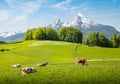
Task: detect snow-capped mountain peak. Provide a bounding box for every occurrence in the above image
[70,13,96,29]
[49,13,97,30]
[49,12,119,38]
[77,13,84,17]
[55,19,61,23]
[0,30,22,38]
[49,19,63,30]
[77,12,89,21]
[63,22,70,27]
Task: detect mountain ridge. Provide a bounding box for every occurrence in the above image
[0,30,23,38]
[0,31,24,43]
[0,13,119,42]
[49,13,120,38]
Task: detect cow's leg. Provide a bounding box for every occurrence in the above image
[82,63,85,66]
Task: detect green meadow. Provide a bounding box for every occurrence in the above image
[0,40,120,84]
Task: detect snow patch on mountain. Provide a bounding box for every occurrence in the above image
[0,30,23,38]
[49,19,63,30]
[69,13,98,29]
[49,13,99,30]
[49,12,120,38]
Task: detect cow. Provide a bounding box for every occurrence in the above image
[22,67,36,74]
[37,62,48,67]
[12,64,21,68]
[76,57,88,66]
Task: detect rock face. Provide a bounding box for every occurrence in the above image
[49,13,120,38]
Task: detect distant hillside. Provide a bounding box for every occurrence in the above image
[0,41,6,44]
[0,33,24,43]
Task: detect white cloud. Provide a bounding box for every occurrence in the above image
[5,0,41,15]
[53,0,71,10]
[55,0,71,6]
[21,1,41,15]
[0,10,10,21]
[52,0,90,13]
[14,16,27,21]
[0,0,47,32]
[6,15,27,25]
[2,0,44,25]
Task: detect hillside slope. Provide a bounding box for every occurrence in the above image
[0,40,120,84]
[0,40,120,63]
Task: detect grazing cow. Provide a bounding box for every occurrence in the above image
[76,57,88,66]
[37,62,48,67]
[12,64,21,68]
[22,67,36,74]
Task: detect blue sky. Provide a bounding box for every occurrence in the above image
[0,0,120,32]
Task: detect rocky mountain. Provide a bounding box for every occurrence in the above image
[49,13,120,38]
[49,19,63,30]
[70,13,98,29]
[0,31,25,43]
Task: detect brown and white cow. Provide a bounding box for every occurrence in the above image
[22,67,36,74]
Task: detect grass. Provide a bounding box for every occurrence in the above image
[0,40,120,84]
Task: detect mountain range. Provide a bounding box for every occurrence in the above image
[0,13,120,42]
[0,31,24,43]
[49,13,120,38]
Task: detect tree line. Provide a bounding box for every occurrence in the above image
[84,32,120,48]
[24,27,82,43]
[24,27,120,48]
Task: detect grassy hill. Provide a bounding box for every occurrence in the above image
[0,40,120,84]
